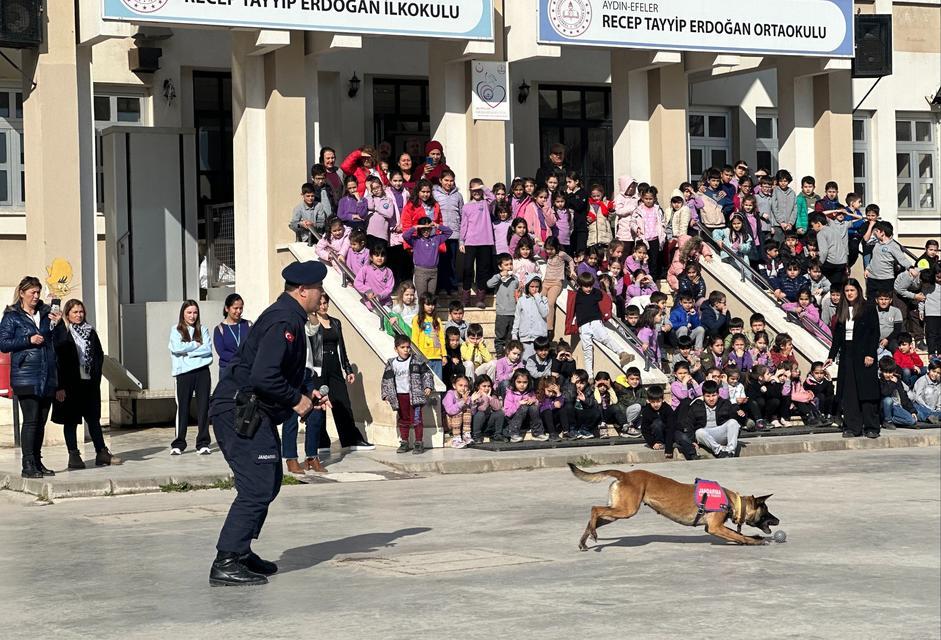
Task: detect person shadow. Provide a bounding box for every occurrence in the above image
[276,527,432,573]
[590,533,722,550]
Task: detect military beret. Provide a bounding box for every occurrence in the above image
[282,260,328,286]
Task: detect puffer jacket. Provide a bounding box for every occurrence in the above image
[512,273,549,342]
[613,175,640,241]
[586,197,614,246]
[0,303,58,397]
[380,356,434,408]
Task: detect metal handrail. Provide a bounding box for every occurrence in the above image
[695,222,832,348]
[560,273,661,373]
[304,230,439,377]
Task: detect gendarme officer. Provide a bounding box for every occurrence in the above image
[208,260,327,587]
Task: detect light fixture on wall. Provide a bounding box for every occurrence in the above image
[517,80,530,104]
[348,72,360,98]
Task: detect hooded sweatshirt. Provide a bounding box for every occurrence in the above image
[512,273,549,343]
[432,184,464,234]
[614,175,640,242]
[771,185,797,228]
[668,188,692,238]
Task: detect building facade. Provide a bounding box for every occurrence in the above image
[0,0,938,430]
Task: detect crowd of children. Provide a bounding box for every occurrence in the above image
[298,148,941,454]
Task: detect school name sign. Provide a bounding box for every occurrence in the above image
[538,0,853,57]
[104,0,493,40]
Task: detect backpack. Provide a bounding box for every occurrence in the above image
[699,195,726,230]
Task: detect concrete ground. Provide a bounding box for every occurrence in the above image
[0,447,938,639]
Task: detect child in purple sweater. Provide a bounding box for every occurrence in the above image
[503,370,546,442]
[443,375,474,448]
[353,244,395,309]
[635,305,662,363]
[551,191,573,253]
[345,230,370,279]
[460,178,497,307]
[670,361,701,410]
[403,217,452,297]
[337,175,365,231]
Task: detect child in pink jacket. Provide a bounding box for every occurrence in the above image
[614,175,641,250]
[782,290,831,339]
[353,245,395,309]
[316,218,351,271]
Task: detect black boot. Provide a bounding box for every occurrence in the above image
[68,451,86,470]
[209,552,268,587]
[240,551,278,576]
[36,460,56,476]
[21,459,43,479]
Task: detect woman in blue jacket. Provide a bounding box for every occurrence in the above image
[168,300,213,455]
[0,276,61,478]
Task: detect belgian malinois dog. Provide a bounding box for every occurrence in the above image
[569,464,779,550]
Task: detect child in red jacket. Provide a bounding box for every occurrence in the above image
[893,332,926,387]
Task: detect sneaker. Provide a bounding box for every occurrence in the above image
[548,433,561,441]
[412,442,425,455]
[317,447,332,455]
[579,430,595,439]
[864,430,880,439]
[492,435,508,443]
[396,440,411,454]
[451,436,465,449]
[744,419,756,432]
[770,419,782,428]
[462,433,473,444]
[197,446,212,455]
[532,433,549,441]
[881,421,896,431]
[625,426,642,438]
[842,430,856,438]
[755,420,768,432]
[714,449,730,459]
[929,415,941,425]
[170,447,183,456]
[509,435,523,443]
[349,441,376,451]
[778,418,792,428]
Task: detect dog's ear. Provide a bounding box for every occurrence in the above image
[756,494,773,503]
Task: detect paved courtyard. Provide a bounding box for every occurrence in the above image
[0,447,938,639]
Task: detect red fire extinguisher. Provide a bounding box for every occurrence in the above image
[0,352,11,399]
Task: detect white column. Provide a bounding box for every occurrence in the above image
[611,53,651,181]
[428,42,468,184]
[231,32,273,318]
[305,53,320,173]
[777,60,816,179]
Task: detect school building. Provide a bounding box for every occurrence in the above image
[0,0,938,436]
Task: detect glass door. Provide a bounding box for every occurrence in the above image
[538,85,613,193]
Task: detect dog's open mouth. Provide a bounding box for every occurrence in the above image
[759,516,780,534]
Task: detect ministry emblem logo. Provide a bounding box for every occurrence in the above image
[548,0,592,37]
[121,0,170,14]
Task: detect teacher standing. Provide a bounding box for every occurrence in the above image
[826,278,881,438]
[0,276,60,478]
[52,299,122,469]
[308,293,374,450]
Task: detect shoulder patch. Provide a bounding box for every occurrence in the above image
[284,331,295,343]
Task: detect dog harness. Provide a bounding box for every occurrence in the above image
[693,478,747,531]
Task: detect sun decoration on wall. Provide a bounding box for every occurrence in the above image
[45,258,76,299]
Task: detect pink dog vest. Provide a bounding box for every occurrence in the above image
[694,478,729,512]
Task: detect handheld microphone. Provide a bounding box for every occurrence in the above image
[317,385,330,406]
[50,298,61,329]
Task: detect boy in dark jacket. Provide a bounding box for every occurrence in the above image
[699,291,731,339]
[878,357,917,428]
[772,260,809,303]
[685,380,741,458]
[639,385,697,460]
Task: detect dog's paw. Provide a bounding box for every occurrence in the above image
[578,543,589,552]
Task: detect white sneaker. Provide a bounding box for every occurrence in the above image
[778,418,792,427]
[197,447,212,455]
[509,435,523,443]
[532,433,550,441]
[451,436,466,449]
[770,419,782,428]
[170,447,183,456]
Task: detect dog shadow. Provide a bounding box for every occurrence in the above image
[591,534,723,550]
[276,527,432,573]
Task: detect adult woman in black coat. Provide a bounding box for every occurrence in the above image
[0,276,60,478]
[825,279,881,438]
[308,293,373,450]
[52,299,122,469]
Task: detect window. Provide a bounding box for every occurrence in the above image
[94,92,146,211]
[688,109,730,184]
[896,116,939,212]
[0,88,25,209]
[538,85,613,193]
[853,116,871,205]
[756,112,778,175]
[372,78,430,157]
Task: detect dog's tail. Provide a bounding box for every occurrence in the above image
[568,462,627,484]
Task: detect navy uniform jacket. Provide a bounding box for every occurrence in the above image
[211,293,308,425]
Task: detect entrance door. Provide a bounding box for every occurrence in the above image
[192,71,234,292]
[688,109,731,185]
[538,85,613,193]
[373,78,430,163]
